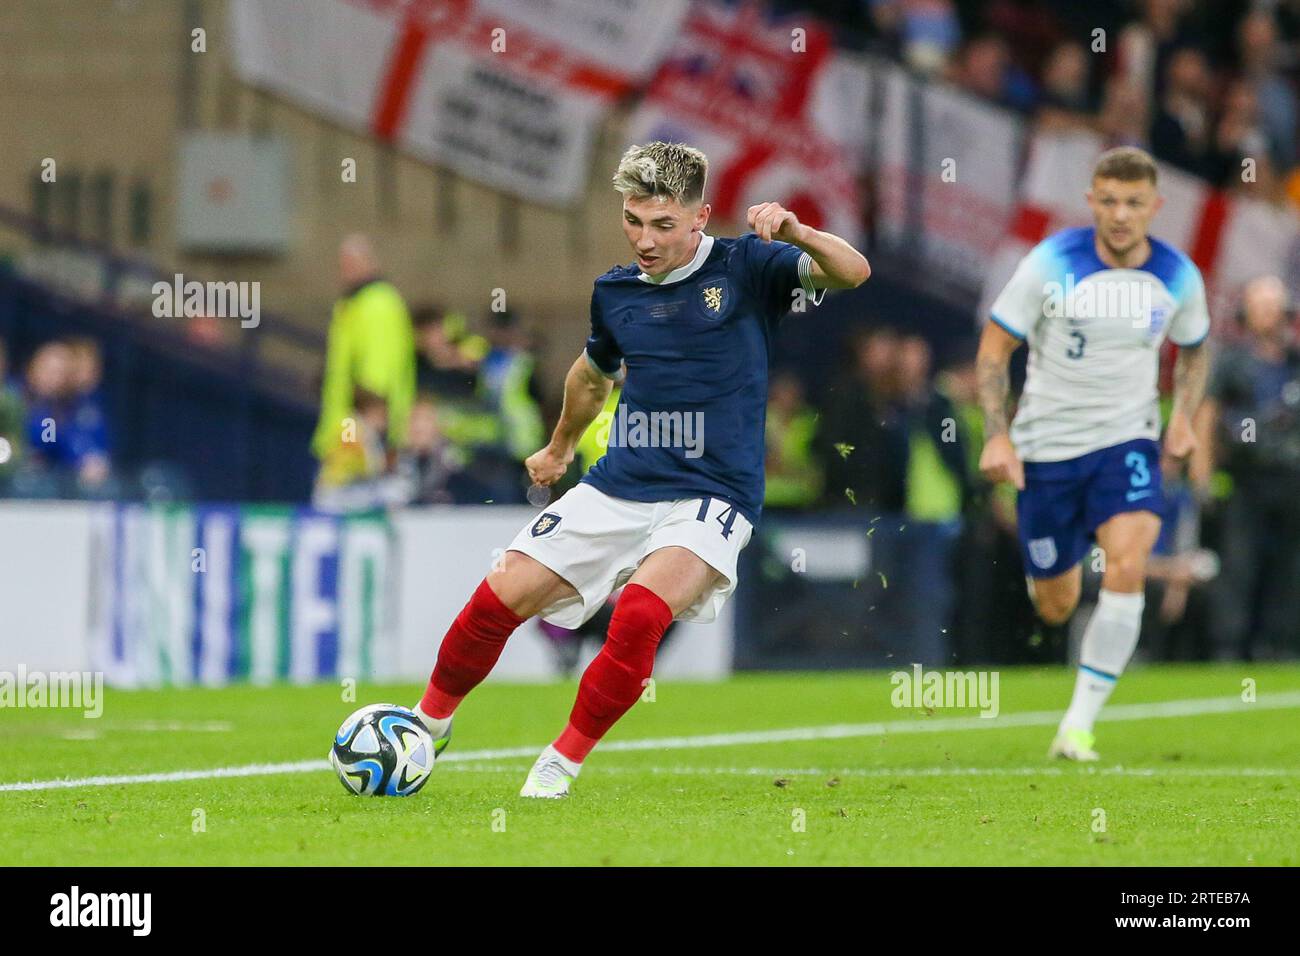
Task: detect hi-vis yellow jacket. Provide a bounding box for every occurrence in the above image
[311,280,416,460]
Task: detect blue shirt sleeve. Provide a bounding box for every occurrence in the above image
[584,288,623,377]
[740,234,806,320]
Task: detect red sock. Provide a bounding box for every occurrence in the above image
[419,579,525,719]
[554,583,673,763]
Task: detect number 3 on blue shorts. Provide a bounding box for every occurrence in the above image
[1125,451,1151,488]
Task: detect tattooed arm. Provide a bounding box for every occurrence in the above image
[1171,341,1210,424]
[976,320,1025,489]
[1163,341,1210,477]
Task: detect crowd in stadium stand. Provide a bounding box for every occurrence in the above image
[309,235,548,513]
[1199,274,1300,659]
[824,0,1300,204]
[0,334,115,499]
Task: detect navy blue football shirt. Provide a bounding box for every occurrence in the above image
[581,232,821,525]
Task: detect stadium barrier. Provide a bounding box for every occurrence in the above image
[734,512,960,670]
[0,501,733,685]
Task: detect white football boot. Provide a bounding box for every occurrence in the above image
[1048,727,1100,762]
[412,708,454,758]
[519,744,581,798]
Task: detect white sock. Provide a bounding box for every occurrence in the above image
[1060,589,1144,734]
[413,703,452,739]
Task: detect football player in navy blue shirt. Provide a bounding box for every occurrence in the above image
[411,142,869,797]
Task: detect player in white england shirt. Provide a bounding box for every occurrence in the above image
[977,146,1211,761]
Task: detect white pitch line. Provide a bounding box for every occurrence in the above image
[119,720,235,733]
[436,764,1300,779]
[2,691,1298,793]
[0,760,327,792]
[12,719,235,739]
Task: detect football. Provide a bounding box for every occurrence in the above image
[330,704,436,797]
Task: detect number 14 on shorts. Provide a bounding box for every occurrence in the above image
[695,497,740,539]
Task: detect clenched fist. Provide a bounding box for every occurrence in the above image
[525,444,573,487]
[747,202,805,244]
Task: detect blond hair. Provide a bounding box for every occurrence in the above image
[612,142,708,204]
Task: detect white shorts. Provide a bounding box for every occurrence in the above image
[506,482,754,628]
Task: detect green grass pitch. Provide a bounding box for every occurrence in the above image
[2,665,1298,866]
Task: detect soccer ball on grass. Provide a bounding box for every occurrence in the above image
[330,703,435,796]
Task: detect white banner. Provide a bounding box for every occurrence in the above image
[397,42,603,204]
[474,0,688,78]
[874,60,1023,294]
[917,83,1022,286]
[229,0,688,205]
[0,503,94,673]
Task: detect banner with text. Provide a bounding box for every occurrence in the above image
[229,0,688,204]
[88,505,396,687]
